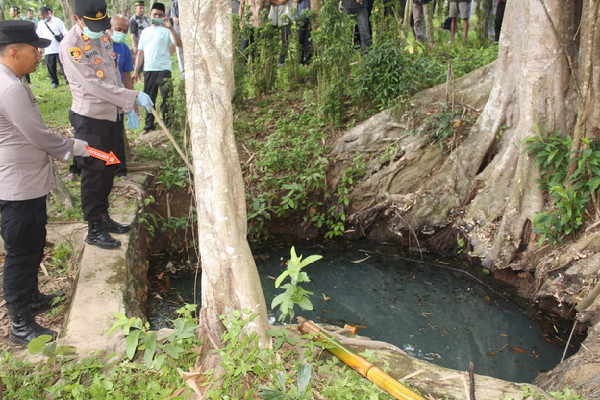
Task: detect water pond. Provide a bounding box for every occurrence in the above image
[149,241,574,383]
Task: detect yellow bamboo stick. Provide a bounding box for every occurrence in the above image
[297,317,426,400]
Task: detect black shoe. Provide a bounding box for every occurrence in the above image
[9,308,57,345]
[30,291,65,315]
[101,214,131,234]
[86,221,121,249]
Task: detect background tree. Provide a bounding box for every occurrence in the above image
[179,0,271,384]
[343,0,599,270]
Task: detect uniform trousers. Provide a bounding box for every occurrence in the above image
[0,196,46,314]
[45,53,66,87]
[143,70,172,132]
[69,111,121,222]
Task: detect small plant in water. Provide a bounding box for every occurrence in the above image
[271,247,322,323]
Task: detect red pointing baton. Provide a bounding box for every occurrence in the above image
[85,146,120,165]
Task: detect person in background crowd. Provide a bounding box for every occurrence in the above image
[110,14,135,180]
[60,0,153,250]
[0,20,90,345]
[412,0,433,44]
[238,0,270,58]
[342,0,371,54]
[36,6,67,88]
[129,0,150,58]
[9,5,20,19]
[269,0,293,67]
[232,0,241,14]
[132,2,182,135]
[25,9,39,26]
[296,0,312,65]
[495,0,506,42]
[168,0,184,79]
[448,0,471,43]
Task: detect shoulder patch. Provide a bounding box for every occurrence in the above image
[69,47,83,62]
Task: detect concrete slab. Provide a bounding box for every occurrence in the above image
[58,176,150,356]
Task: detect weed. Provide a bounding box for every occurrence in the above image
[271,247,322,323]
[524,125,600,245]
[108,304,200,371]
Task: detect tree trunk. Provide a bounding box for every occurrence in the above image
[342,0,595,269]
[60,0,75,29]
[180,0,270,385]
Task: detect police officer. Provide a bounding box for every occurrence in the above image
[60,0,153,250]
[0,20,90,344]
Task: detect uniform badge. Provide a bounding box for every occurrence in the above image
[102,35,109,42]
[69,47,82,62]
[94,57,103,65]
[82,34,90,42]
[111,51,117,59]
[96,69,105,78]
[83,44,92,51]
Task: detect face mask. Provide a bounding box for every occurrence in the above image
[112,31,127,43]
[151,18,165,25]
[83,26,104,40]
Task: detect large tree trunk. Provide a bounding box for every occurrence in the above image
[180,0,270,386]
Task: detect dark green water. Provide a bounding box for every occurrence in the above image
[149,241,574,383]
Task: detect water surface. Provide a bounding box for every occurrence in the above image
[154,241,570,383]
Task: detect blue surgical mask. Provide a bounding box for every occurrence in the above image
[112,31,127,43]
[150,18,165,25]
[83,26,104,40]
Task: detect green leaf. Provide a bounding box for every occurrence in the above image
[271,292,287,309]
[297,296,313,311]
[258,387,286,400]
[125,330,141,360]
[274,270,291,288]
[297,363,313,397]
[28,335,52,354]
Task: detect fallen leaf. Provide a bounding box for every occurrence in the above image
[511,347,527,354]
[322,293,331,301]
[344,324,358,334]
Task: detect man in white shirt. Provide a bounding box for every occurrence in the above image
[36,6,67,88]
[132,2,181,134]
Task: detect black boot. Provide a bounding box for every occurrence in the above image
[101,214,131,234]
[9,308,57,345]
[30,291,65,314]
[86,221,121,249]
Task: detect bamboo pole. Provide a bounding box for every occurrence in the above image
[297,317,426,400]
[150,106,193,172]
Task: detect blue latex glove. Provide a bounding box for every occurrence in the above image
[135,92,154,113]
[125,109,139,130]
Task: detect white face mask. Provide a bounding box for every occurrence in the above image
[112,30,127,43]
